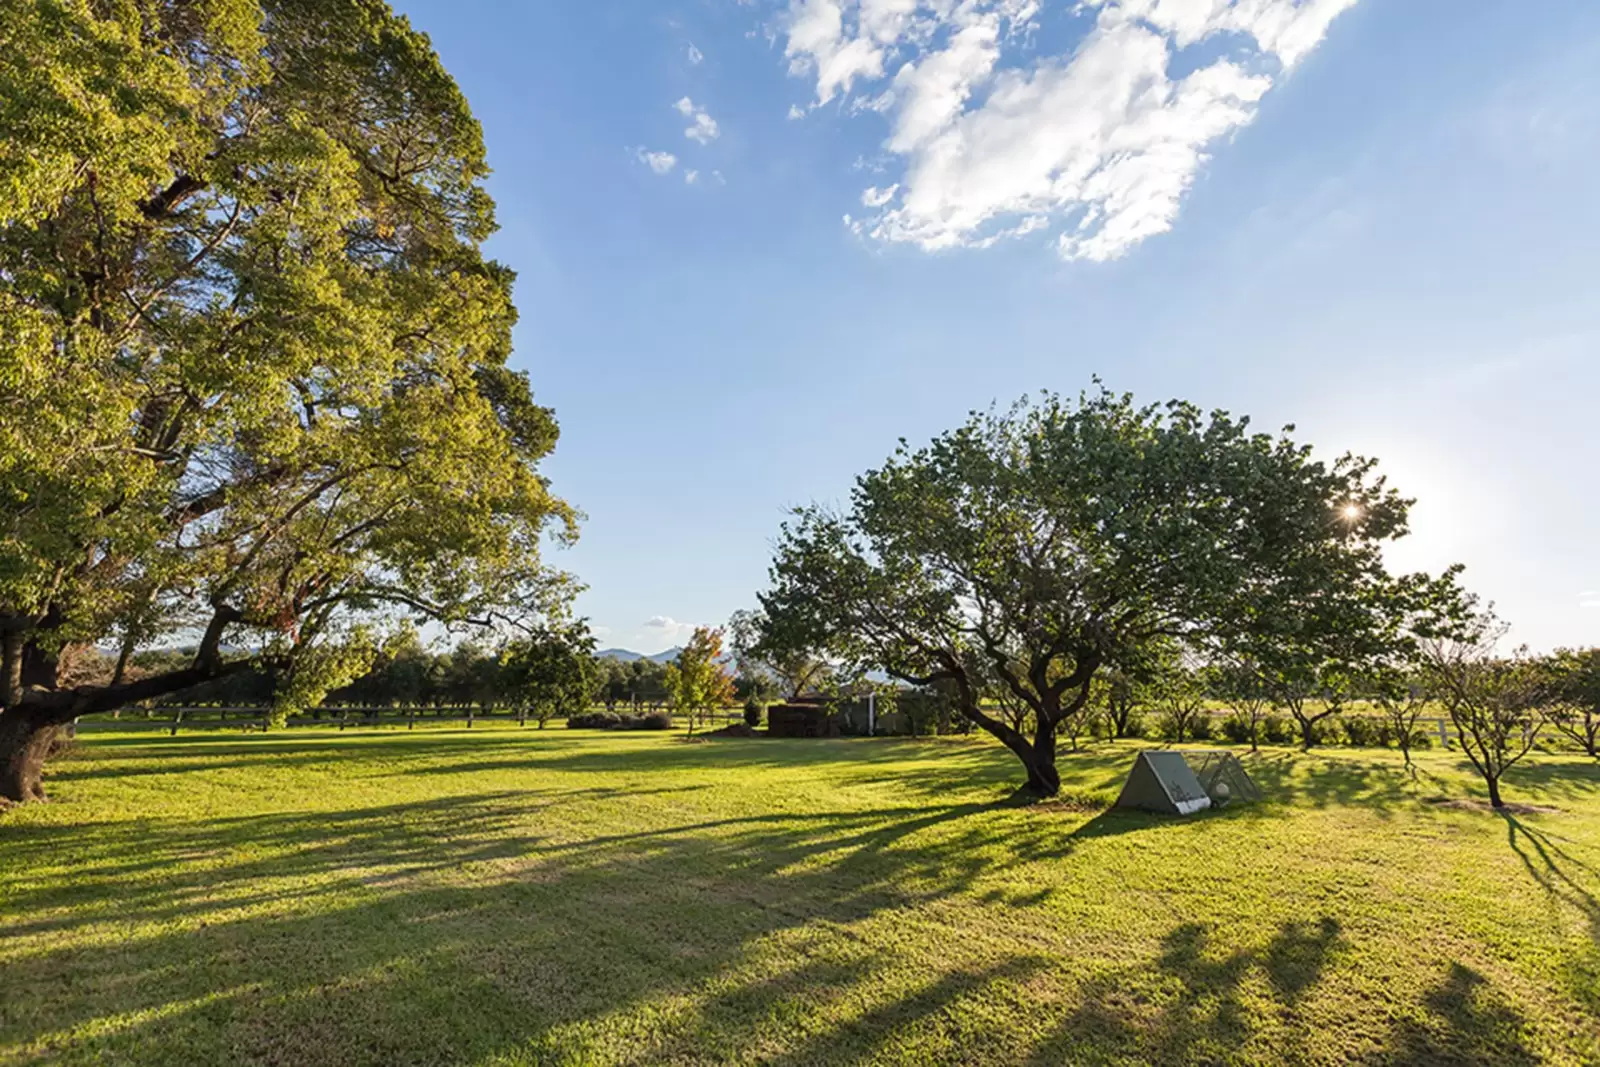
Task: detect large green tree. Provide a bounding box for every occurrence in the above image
[756,390,1460,797]
[0,0,574,801]
[502,622,598,728]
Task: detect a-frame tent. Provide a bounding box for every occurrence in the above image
[1114,751,1213,815]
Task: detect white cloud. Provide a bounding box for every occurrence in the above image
[688,42,705,65]
[641,616,702,647]
[685,169,700,184]
[861,183,899,207]
[676,96,721,144]
[636,148,679,175]
[780,0,1359,259]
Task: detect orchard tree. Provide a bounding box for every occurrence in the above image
[1213,656,1272,752]
[1423,611,1546,809]
[1547,648,1600,760]
[666,627,735,735]
[756,389,1460,797]
[1094,666,1154,740]
[0,0,576,802]
[1154,661,1210,745]
[1367,660,1432,775]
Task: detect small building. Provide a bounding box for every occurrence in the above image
[765,702,838,738]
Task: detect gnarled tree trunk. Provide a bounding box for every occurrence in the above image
[0,706,59,804]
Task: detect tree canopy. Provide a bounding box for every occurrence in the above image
[755,389,1463,796]
[0,0,573,801]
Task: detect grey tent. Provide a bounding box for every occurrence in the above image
[1114,751,1214,815]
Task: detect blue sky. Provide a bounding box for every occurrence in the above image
[395,0,1600,654]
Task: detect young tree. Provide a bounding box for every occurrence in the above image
[1423,613,1546,809]
[1213,657,1271,752]
[503,623,598,728]
[1368,662,1431,775]
[1263,662,1351,752]
[1546,648,1600,760]
[0,0,576,801]
[1095,668,1152,740]
[665,627,736,735]
[755,389,1457,797]
[1154,662,1210,745]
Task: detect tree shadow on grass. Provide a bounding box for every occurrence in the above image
[1503,812,1600,1016]
[1239,751,1437,817]
[2,789,1083,1064]
[1026,916,1346,1065]
[1375,963,1539,1066]
[6,738,1592,1064]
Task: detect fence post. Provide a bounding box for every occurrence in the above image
[408,706,416,731]
[518,705,526,727]
[339,709,349,732]
[467,706,474,729]
[169,710,184,737]
[1437,718,1448,748]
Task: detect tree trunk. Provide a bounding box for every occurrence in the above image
[1020,741,1061,796]
[1486,774,1503,809]
[1021,717,1061,796]
[0,707,59,804]
[1298,716,1315,751]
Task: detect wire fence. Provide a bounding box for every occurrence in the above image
[69,705,751,736]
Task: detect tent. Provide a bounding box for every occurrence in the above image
[1114,751,1214,815]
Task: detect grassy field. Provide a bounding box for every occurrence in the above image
[2,729,1598,1066]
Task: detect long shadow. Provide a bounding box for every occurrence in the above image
[0,789,1078,1064]
[7,734,1593,1063]
[1502,811,1600,1015]
[1375,963,1539,1065]
[1026,916,1346,1065]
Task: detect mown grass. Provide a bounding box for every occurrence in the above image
[2,728,1598,1066]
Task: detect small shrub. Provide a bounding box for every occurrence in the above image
[1307,717,1340,746]
[743,698,763,728]
[1220,713,1253,745]
[1407,728,1434,751]
[1341,716,1381,748]
[567,711,621,730]
[1260,714,1292,745]
[1372,719,1394,748]
[1189,714,1215,741]
[569,710,672,730]
[1121,710,1148,740]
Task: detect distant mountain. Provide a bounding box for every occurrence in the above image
[596,647,683,664]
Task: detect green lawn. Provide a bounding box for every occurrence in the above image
[2,729,1598,1066]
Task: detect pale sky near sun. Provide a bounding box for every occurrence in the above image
[394,0,1600,655]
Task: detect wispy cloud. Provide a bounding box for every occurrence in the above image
[781,0,1359,259]
[675,96,721,145]
[688,42,704,65]
[635,147,679,175]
